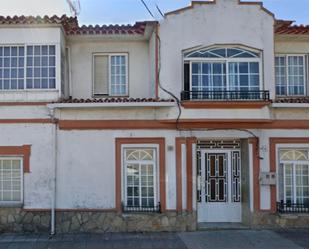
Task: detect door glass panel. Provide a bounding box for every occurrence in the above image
[210,155,216,176]
[218,155,224,176]
[210,179,216,201]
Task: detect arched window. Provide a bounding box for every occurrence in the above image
[278,149,309,209]
[183,46,262,100]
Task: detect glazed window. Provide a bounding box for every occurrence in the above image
[0,158,23,205]
[278,149,309,212]
[0,45,56,90]
[122,147,159,212]
[275,55,306,96]
[183,47,261,93]
[93,54,128,96]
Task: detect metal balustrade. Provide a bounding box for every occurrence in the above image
[181,90,270,101]
[122,202,161,213]
[277,201,309,214]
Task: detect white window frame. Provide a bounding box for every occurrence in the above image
[121,144,159,208]
[92,53,129,97]
[275,54,307,97]
[0,157,23,207]
[185,47,262,92]
[0,43,59,91]
[276,145,309,205]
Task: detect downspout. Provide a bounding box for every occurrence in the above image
[48,107,58,235]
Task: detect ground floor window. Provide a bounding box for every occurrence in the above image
[0,157,23,204]
[278,149,309,211]
[123,147,159,212]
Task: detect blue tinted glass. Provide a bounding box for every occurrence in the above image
[34,79,40,88]
[42,46,48,55]
[26,68,32,77]
[0,47,2,56]
[11,79,17,89]
[26,79,33,88]
[4,58,10,67]
[4,47,10,56]
[3,69,9,78]
[19,47,24,56]
[210,49,226,57]
[42,78,48,88]
[49,46,55,55]
[11,69,17,78]
[0,59,2,67]
[42,57,48,66]
[34,68,40,77]
[34,46,41,55]
[27,57,33,66]
[42,67,48,77]
[250,62,259,73]
[229,62,238,74]
[192,75,200,87]
[34,57,40,67]
[0,80,2,89]
[49,68,55,77]
[3,80,9,89]
[0,69,2,77]
[240,75,249,86]
[18,69,24,78]
[213,63,223,74]
[239,63,249,74]
[49,78,56,88]
[202,63,211,74]
[11,47,17,56]
[49,56,55,66]
[213,75,224,87]
[27,46,33,55]
[250,75,259,87]
[192,63,201,74]
[18,80,24,89]
[11,58,17,67]
[18,57,24,67]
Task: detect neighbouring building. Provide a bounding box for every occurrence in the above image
[1,0,309,233]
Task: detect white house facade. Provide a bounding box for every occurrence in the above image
[1,0,309,233]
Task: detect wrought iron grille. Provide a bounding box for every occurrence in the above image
[181,90,270,101]
[122,202,161,213]
[277,201,309,214]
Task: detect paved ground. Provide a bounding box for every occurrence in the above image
[0,229,308,249]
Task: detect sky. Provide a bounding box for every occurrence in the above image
[0,0,308,25]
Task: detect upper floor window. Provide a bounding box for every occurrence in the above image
[0,45,56,90]
[93,53,128,97]
[183,47,263,101]
[275,55,306,97]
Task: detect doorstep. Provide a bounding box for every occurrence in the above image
[198,222,249,230]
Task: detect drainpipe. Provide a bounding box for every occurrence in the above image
[48,107,58,235]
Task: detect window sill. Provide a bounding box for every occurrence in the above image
[0,202,23,208]
[181,100,271,109]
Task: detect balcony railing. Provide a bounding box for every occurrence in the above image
[122,202,161,213]
[181,90,270,101]
[277,201,309,214]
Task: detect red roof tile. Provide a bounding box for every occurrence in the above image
[275,20,309,35]
[0,15,155,36]
[67,22,150,36]
[54,98,175,104]
[274,98,309,103]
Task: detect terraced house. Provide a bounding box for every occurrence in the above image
[1,0,309,233]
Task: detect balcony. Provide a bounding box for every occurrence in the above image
[277,201,309,214]
[181,90,270,101]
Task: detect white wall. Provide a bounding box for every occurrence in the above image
[69,40,152,99]
[0,123,54,208]
[159,0,275,99]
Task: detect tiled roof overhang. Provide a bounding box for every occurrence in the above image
[0,15,156,36]
[275,20,309,35]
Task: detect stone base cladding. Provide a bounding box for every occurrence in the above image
[251,212,309,228]
[0,209,196,233]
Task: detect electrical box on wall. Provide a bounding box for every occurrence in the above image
[259,172,276,185]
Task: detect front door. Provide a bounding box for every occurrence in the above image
[197,150,241,222]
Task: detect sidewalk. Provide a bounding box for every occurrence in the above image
[0,229,308,249]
